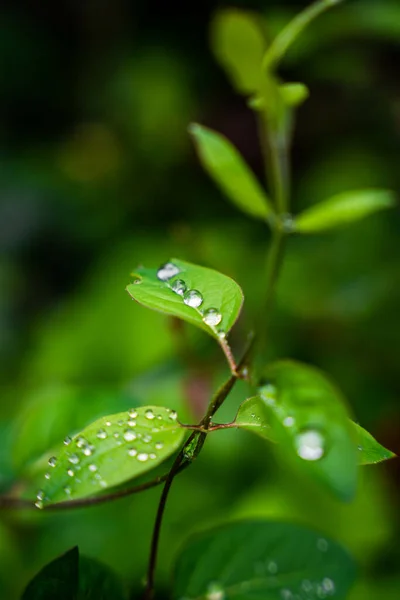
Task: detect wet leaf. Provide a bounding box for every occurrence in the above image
[173,520,356,600]
[189,124,273,222]
[33,406,185,507]
[295,189,395,233]
[355,422,396,465]
[126,258,244,340]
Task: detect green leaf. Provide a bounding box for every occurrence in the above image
[78,556,127,600]
[173,520,356,600]
[239,361,358,501]
[354,422,396,465]
[126,258,244,340]
[33,406,185,507]
[21,547,79,600]
[280,82,309,106]
[295,189,396,233]
[189,124,273,222]
[210,10,266,95]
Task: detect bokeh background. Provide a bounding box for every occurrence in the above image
[0,0,399,598]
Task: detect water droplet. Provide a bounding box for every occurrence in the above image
[99,479,107,488]
[129,409,138,418]
[114,432,120,439]
[295,429,325,461]
[202,308,222,327]
[183,289,203,308]
[157,415,162,420]
[145,409,155,420]
[128,448,137,457]
[149,453,157,459]
[317,538,328,552]
[280,213,295,233]
[83,446,94,457]
[117,419,124,426]
[171,279,187,296]
[64,487,71,495]
[322,578,335,594]
[48,456,57,468]
[267,561,278,574]
[124,430,137,442]
[169,410,178,421]
[217,330,226,339]
[281,590,292,600]
[68,454,80,465]
[283,416,295,427]
[206,582,225,600]
[127,419,136,427]
[44,472,51,480]
[97,429,107,439]
[35,500,43,510]
[67,469,75,477]
[157,262,180,281]
[88,464,97,472]
[155,442,164,450]
[36,490,44,501]
[76,436,87,449]
[142,434,152,443]
[105,421,112,427]
[64,436,72,446]
[137,453,148,462]
[358,445,363,451]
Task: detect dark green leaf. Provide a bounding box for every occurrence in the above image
[210,10,266,94]
[189,124,273,221]
[33,406,185,507]
[295,189,396,233]
[126,258,243,340]
[21,547,79,600]
[173,520,356,600]
[238,361,358,501]
[78,556,126,600]
[354,422,396,465]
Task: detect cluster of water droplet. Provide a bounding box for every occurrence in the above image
[280,576,335,599]
[156,262,224,333]
[35,407,179,509]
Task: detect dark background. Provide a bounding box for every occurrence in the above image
[0,1,399,598]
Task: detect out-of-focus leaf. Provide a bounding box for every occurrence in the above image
[78,556,126,600]
[239,361,358,501]
[354,422,396,465]
[211,9,266,94]
[126,258,244,339]
[33,406,185,507]
[173,520,356,600]
[21,547,79,600]
[189,124,273,221]
[295,189,395,233]
[280,82,309,106]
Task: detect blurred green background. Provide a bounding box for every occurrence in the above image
[0,0,399,598]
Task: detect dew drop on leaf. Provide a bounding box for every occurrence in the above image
[145,409,155,420]
[128,448,137,457]
[183,289,203,308]
[155,442,164,450]
[88,464,97,472]
[123,430,137,442]
[295,429,325,461]
[171,279,187,296]
[96,429,107,439]
[67,469,75,477]
[63,436,72,446]
[44,473,51,480]
[137,453,149,462]
[48,456,57,468]
[128,409,138,418]
[202,308,222,327]
[157,262,180,281]
[68,454,80,465]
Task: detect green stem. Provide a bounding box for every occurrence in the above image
[263,0,345,70]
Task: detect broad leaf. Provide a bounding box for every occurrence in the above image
[22,547,79,600]
[79,556,126,600]
[210,10,266,95]
[241,361,358,501]
[355,422,396,465]
[189,124,273,222]
[295,189,395,233]
[33,406,185,507]
[173,520,356,600]
[126,258,243,340]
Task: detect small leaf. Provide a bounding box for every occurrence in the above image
[295,189,396,233]
[126,258,243,340]
[173,520,356,600]
[21,547,79,600]
[210,10,266,95]
[354,422,396,465]
[189,124,273,221]
[78,556,127,600]
[33,406,185,507]
[239,361,358,501]
[280,82,309,106]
